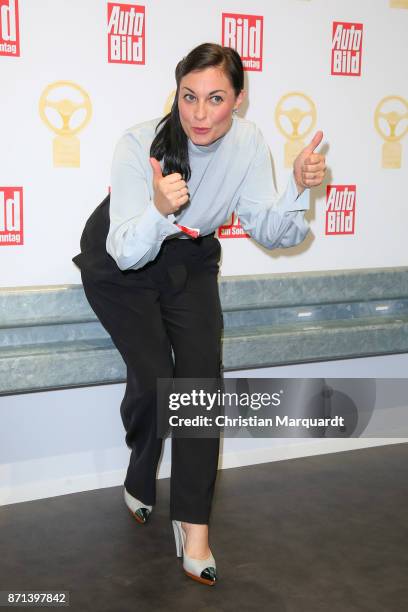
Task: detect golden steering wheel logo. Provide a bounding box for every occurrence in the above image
[389,0,408,8]
[274,92,317,167]
[164,90,176,115]
[39,81,92,167]
[374,96,408,168]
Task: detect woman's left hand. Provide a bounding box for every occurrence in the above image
[293,131,326,195]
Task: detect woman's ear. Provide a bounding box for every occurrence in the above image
[234,89,245,111]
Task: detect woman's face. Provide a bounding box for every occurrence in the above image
[178,66,244,146]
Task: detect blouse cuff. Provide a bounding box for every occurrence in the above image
[135,201,181,242]
[277,172,310,214]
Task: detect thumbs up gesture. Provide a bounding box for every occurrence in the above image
[293,131,326,195]
[149,157,190,216]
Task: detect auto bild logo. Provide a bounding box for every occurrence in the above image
[0,187,23,245]
[107,3,145,64]
[218,212,250,239]
[0,0,19,57]
[331,22,363,76]
[222,13,263,71]
[325,185,356,235]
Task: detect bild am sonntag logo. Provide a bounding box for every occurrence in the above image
[0,0,19,57]
[222,12,263,71]
[218,212,250,239]
[0,187,23,245]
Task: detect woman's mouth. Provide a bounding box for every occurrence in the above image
[192,127,211,134]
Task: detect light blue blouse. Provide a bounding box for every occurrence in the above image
[107,113,310,271]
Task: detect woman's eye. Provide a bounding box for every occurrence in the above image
[183,94,223,104]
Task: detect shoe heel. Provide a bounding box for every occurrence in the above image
[172,520,183,557]
[171,520,217,585]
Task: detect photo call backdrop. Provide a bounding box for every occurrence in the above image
[1,0,407,287]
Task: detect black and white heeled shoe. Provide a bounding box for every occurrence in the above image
[172,520,217,585]
[124,487,152,524]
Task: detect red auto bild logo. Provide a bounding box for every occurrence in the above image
[0,187,23,245]
[107,2,145,64]
[0,0,20,57]
[222,13,263,71]
[331,22,363,76]
[325,185,356,235]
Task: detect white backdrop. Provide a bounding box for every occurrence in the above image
[1,0,407,287]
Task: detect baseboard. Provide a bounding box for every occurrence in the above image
[217,437,407,468]
[1,438,406,506]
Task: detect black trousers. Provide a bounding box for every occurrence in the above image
[73,196,223,524]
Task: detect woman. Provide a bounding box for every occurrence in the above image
[72,42,326,586]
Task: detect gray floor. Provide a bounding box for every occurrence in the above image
[1,443,407,612]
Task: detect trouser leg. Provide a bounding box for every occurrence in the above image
[80,271,173,506]
[159,242,224,524]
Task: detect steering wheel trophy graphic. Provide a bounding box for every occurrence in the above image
[39,81,92,167]
[374,95,408,169]
[274,92,317,168]
[389,0,408,9]
[164,90,176,115]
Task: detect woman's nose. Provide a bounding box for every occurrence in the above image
[194,101,207,120]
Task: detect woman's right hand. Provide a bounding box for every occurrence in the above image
[149,157,189,216]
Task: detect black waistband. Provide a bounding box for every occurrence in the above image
[164,232,216,247]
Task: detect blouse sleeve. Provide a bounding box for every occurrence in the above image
[234,130,311,249]
[106,132,180,271]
